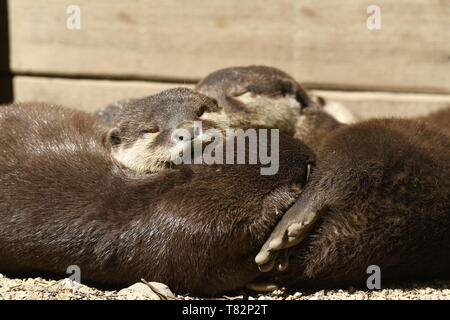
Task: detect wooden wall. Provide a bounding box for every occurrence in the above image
[4,0,450,117]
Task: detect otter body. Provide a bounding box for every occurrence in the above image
[0,103,311,295]
[257,116,450,287]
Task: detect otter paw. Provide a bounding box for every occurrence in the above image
[255,210,320,272]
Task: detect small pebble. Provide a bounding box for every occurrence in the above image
[0,273,448,300]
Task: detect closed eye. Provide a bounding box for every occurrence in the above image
[140,126,159,135]
[233,88,249,97]
[196,105,207,117]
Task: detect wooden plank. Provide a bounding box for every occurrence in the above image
[12,76,193,113]
[13,76,450,119]
[293,0,450,93]
[8,0,450,93]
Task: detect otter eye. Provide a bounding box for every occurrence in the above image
[196,105,207,117]
[108,128,122,146]
[140,126,159,135]
[233,88,249,97]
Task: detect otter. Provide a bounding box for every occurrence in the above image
[0,102,312,295]
[105,88,223,174]
[255,115,450,288]
[194,65,315,134]
[195,65,357,134]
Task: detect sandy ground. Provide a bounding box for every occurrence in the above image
[0,274,449,300]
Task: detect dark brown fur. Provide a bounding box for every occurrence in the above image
[0,103,312,295]
[259,117,450,287]
[2,103,448,295]
[419,107,450,136]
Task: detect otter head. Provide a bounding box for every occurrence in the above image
[107,88,222,174]
[195,65,318,134]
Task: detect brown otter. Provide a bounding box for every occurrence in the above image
[194,65,315,134]
[255,115,450,288]
[195,65,357,134]
[0,102,312,295]
[106,88,223,174]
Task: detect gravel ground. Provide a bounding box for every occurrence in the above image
[0,274,449,300]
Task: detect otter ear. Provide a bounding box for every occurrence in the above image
[197,97,221,116]
[107,128,122,147]
[279,79,316,111]
[207,97,221,112]
[316,96,327,106]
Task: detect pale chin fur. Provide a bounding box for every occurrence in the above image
[235,93,301,133]
[111,133,207,174]
[111,133,173,174]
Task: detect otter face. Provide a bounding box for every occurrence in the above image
[107,88,222,174]
[195,65,316,134]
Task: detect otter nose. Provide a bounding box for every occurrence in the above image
[171,122,200,143]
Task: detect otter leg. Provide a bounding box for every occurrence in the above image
[255,189,324,270]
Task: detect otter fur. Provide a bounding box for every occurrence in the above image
[256,115,450,287]
[0,103,448,294]
[0,102,312,295]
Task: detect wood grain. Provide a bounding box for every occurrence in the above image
[8,0,450,92]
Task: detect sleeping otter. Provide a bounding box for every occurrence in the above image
[106,88,223,174]
[195,65,357,132]
[256,114,450,287]
[0,102,312,295]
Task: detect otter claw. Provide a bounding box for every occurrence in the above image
[276,251,289,271]
[258,260,275,272]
